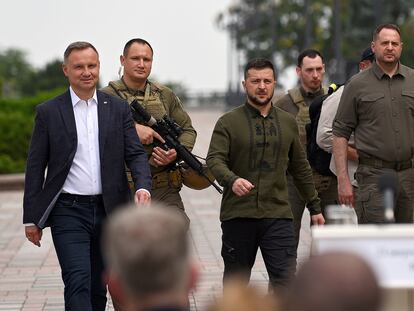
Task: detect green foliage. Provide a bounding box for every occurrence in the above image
[217,0,414,79]
[20,59,68,96]
[400,16,414,67]
[0,48,68,98]
[216,0,331,65]
[0,48,35,98]
[338,0,414,66]
[0,88,64,173]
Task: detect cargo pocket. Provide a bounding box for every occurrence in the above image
[221,241,236,263]
[356,188,385,223]
[402,90,414,117]
[358,93,385,120]
[355,189,369,221]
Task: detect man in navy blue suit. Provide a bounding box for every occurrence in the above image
[23,41,152,311]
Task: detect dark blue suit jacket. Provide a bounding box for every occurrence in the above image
[23,89,151,228]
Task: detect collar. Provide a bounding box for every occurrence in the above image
[299,85,323,99]
[69,87,98,107]
[372,61,406,79]
[121,77,150,96]
[244,101,274,118]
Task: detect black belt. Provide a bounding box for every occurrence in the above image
[59,193,103,203]
[359,157,414,171]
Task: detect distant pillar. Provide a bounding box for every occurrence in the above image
[374,0,383,26]
[332,0,346,83]
[304,0,313,48]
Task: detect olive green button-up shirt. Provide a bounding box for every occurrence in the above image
[207,103,321,222]
[333,62,414,162]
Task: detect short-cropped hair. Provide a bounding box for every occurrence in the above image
[297,48,324,67]
[373,23,401,41]
[123,38,154,57]
[63,41,98,63]
[103,205,189,299]
[244,58,276,79]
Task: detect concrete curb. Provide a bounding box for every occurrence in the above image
[0,173,25,191]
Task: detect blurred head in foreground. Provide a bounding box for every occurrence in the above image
[103,204,198,311]
[208,278,281,311]
[287,251,381,311]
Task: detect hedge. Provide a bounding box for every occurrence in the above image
[0,88,65,173]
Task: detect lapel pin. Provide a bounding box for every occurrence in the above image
[103,101,108,105]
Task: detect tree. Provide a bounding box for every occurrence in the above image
[20,59,68,96]
[334,0,414,78]
[0,50,69,98]
[0,48,35,98]
[216,0,331,68]
[217,0,414,82]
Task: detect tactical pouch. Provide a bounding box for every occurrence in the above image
[152,170,182,189]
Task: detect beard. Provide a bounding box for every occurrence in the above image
[305,80,322,93]
[246,90,274,107]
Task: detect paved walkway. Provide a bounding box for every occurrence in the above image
[0,108,311,310]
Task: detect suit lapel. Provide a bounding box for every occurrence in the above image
[58,90,77,141]
[97,91,110,161]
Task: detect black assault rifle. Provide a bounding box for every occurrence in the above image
[130,100,223,194]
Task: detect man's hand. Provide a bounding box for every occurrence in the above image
[232,178,254,197]
[152,147,177,167]
[134,190,151,207]
[135,124,164,145]
[338,176,354,207]
[333,136,354,206]
[25,225,42,247]
[311,213,325,226]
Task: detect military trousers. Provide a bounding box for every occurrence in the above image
[287,174,338,247]
[355,165,414,223]
[221,218,296,289]
[151,185,190,228]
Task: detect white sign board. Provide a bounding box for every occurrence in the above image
[312,225,414,288]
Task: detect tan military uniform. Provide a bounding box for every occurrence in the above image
[276,86,338,245]
[101,79,196,225]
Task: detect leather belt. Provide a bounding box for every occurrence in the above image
[359,157,414,171]
[59,193,103,203]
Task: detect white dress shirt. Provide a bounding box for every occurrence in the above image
[62,87,102,195]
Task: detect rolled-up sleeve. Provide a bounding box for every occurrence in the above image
[317,86,344,153]
[332,83,357,140]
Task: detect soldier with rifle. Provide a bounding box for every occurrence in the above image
[101,38,197,226]
[130,100,222,194]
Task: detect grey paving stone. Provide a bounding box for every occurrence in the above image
[0,109,312,310]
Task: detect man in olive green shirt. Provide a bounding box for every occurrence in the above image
[207,58,324,289]
[333,24,414,223]
[101,38,196,226]
[276,49,337,245]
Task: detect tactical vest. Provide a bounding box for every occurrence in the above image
[288,86,332,193]
[107,80,167,154]
[108,79,168,120]
[288,87,328,148]
[107,79,182,188]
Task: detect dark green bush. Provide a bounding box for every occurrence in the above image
[0,88,65,173]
